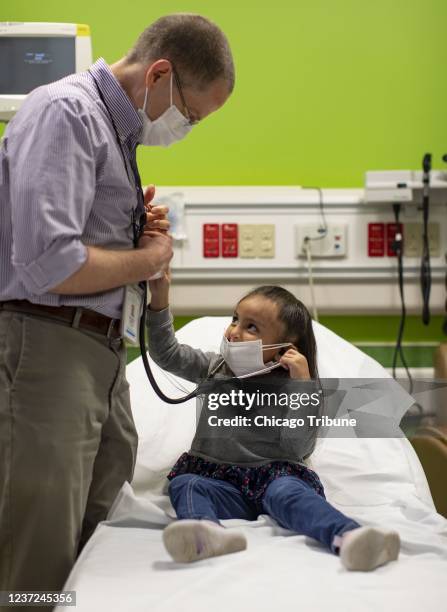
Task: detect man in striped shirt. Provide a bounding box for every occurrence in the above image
[0,14,235,599]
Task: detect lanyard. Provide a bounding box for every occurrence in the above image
[89,71,146,247]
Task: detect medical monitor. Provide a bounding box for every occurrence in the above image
[0,22,93,122]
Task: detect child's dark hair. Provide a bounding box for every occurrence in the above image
[238,285,319,379]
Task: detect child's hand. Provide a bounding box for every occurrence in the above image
[149,269,171,311]
[278,347,311,380]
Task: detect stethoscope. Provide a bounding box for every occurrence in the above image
[89,70,207,403]
[88,72,284,403]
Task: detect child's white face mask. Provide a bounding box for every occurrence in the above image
[219,335,292,378]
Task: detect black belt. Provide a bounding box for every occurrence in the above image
[0,300,122,339]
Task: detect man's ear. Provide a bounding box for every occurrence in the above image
[145,59,172,87]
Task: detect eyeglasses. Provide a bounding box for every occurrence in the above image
[172,67,199,126]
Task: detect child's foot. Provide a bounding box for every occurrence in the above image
[163,520,247,563]
[339,526,400,571]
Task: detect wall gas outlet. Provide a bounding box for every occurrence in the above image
[295,224,347,258]
[203,223,220,257]
[368,223,385,257]
[222,223,238,257]
[404,223,440,257]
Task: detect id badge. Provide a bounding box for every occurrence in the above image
[121,284,144,345]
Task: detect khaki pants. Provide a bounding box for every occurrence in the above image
[0,311,137,608]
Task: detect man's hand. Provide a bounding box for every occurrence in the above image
[145,205,170,232]
[144,184,170,233]
[144,184,156,207]
[278,347,311,380]
[138,230,173,279]
[50,187,172,296]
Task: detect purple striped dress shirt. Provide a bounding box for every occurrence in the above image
[0,58,143,318]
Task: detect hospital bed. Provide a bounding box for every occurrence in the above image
[57,318,447,612]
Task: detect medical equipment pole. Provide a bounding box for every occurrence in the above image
[421,153,432,325]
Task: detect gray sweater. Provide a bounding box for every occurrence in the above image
[146,308,319,467]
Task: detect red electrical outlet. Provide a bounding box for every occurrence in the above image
[222,223,238,257]
[368,223,385,257]
[203,223,220,257]
[386,223,403,257]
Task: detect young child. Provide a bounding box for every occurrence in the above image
[147,277,400,571]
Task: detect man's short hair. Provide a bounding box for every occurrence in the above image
[127,14,235,93]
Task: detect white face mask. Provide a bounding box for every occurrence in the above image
[219,335,292,378]
[137,73,192,147]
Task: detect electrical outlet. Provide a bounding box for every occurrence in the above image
[403,223,421,257]
[256,224,275,258]
[427,223,441,257]
[295,224,347,257]
[404,223,440,257]
[239,224,256,258]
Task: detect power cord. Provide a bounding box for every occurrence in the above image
[303,238,319,322]
[391,203,415,395]
[300,187,328,322]
[302,187,328,241]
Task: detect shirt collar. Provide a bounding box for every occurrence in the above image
[89,58,142,144]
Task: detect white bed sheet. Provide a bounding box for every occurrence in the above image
[58,317,447,611]
[59,481,447,612]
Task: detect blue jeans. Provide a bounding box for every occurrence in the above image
[168,474,360,554]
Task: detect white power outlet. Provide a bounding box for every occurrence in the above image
[239,224,275,258]
[256,224,275,258]
[403,223,421,257]
[295,224,347,258]
[404,223,440,257]
[239,224,257,258]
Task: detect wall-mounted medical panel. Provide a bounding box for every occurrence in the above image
[157,187,446,278]
[152,186,447,314]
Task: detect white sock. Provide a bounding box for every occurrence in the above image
[163,520,247,563]
[339,526,400,571]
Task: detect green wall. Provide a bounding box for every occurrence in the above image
[3,2,446,352]
[2,0,447,186]
[126,314,445,366]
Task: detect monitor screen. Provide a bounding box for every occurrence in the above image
[0,36,76,94]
